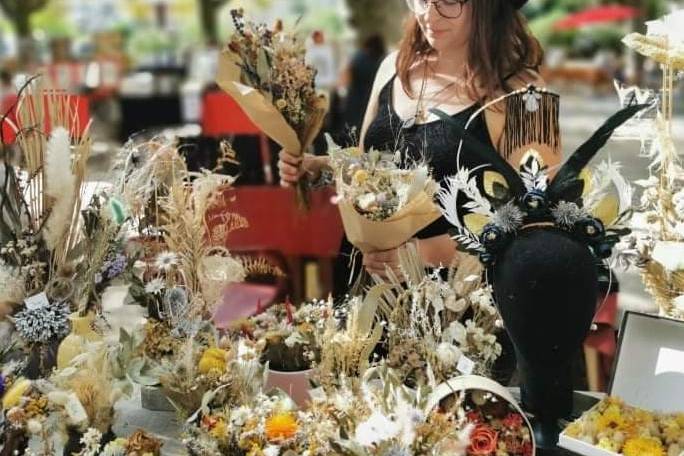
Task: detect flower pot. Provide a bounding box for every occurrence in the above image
[265,368,313,408]
[57,312,102,370]
[140,385,175,412]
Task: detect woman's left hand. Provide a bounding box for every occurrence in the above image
[363,247,402,279]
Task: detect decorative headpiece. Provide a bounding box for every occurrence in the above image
[435,86,648,268]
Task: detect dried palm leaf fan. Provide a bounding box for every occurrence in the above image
[433,86,648,449]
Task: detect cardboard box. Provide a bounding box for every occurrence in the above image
[558,311,684,455]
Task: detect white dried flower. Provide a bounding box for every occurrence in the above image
[552,201,588,228]
[154,251,178,271]
[26,418,42,434]
[436,342,462,367]
[144,278,165,294]
[43,127,76,251]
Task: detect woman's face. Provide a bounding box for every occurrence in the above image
[414,0,473,53]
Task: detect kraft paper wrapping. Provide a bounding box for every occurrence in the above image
[338,189,441,253]
[217,50,328,207]
[216,49,328,160]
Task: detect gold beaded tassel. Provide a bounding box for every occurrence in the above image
[500,86,561,160]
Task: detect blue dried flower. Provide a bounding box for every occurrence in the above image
[522,190,547,213]
[573,217,605,242]
[481,223,510,253]
[0,374,5,396]
[13,303,71,344]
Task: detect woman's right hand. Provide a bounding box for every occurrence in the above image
[278,150,324,187]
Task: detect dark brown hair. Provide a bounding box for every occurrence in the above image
[396,0,543,100]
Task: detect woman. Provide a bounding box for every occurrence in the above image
[279,0,559,294]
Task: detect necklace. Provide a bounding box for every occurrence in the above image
[403,59,458,129]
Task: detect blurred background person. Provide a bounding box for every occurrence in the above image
[337,34,386,144]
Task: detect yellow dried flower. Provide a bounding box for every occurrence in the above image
[597,437,621,452]
[564,422,582,438]
[623,436,665,456]
[352,169,369,186]
[2,378,30,409]
[597,404,626,432]
[265,412,298,442]
[25,396,48,418]
[275,99,287,110]
[198,347,228,374]
[210,418,227,439]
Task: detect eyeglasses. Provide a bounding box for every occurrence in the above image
[406,0,468,19]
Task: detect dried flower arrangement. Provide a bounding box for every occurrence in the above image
[0,335,135,455]
[373,245,502,386]
[218,9,329,208]
[229,298,332,372]
[614,12,684,319]
[0,78,92,318]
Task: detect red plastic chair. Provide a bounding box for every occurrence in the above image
[201,90,273,183]
[1,93,90,145]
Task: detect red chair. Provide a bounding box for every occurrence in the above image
[1,92,90,145]
[201,90,273,183]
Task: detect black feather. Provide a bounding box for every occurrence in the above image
[431,108,526,196]
[548,104,649,200]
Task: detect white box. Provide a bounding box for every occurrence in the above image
[558,311,684,455]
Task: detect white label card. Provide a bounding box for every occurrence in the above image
[24,292,50,310]
[457,355,475,375]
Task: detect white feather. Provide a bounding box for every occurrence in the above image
[43,127,76,250]
[585,160,633,216]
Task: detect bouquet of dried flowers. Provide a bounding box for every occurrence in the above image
[184,389,328,456]
[0,77,93,321]
[306,365,473,456]
[563,396,684,456]
[218,9,329,208]
[230,298,332,372]
[138,323,266,418]
[327,138,441,253]
[314,293,384,387]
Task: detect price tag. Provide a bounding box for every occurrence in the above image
[24,292,50,310]
[457,355,475,375]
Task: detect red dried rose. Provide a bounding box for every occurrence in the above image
[466,410,483,423]
[502,412,524,429]
[522,441,534,456]
[468,424,499,455]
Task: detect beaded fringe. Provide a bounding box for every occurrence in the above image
[501,91,561,160]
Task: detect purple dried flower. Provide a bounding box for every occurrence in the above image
[101,253,127,280]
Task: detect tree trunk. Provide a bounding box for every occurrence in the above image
[0,0,49,68]
[198,0,229,46]
[345,0,407,46]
